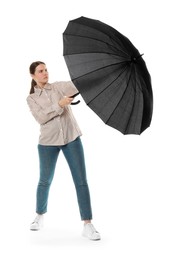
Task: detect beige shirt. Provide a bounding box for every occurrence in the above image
[27,81,82,145]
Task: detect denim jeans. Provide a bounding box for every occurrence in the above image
[36,137,92,220]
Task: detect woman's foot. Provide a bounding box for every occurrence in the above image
[30,214,44,231]
[82,223,101,240]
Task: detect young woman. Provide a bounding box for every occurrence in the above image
[27,61,100,241]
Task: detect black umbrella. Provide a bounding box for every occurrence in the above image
[63,16,153,134]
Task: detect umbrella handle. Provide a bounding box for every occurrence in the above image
[70,92,80,105]
[71,100,81,105]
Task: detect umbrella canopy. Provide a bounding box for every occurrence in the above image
[63,16,153,135]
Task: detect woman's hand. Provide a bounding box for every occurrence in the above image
[58,96,74,108]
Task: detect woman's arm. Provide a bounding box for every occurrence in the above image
[54,81,79,105]
[56,81,79,97]
[27,95,64,125]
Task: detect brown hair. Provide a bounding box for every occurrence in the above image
[29,61,45,94]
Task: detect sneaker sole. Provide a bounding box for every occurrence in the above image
[82,234,101,241]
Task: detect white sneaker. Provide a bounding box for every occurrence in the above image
[82,223,101,241]
[30,214,44,231]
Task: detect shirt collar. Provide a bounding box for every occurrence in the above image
[34,83,52,96]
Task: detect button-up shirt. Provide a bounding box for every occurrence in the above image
[27,81,82,145]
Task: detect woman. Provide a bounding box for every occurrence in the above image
[27,61,100,241]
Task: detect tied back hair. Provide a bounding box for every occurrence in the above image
[29,61,45,94]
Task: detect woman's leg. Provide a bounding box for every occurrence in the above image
[36,145,60,214]
[61,137,92,221]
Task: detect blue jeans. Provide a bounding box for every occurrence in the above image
[36,137,92,220]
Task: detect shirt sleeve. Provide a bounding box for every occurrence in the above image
[27,95,64,125]
[55,81,79,97]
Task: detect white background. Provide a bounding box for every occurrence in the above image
[0,0,172,259]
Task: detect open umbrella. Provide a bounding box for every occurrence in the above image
[63,16,153,134]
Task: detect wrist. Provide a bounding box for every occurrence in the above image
[58,101,64,108]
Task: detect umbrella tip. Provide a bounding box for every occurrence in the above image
[131,53,144,63]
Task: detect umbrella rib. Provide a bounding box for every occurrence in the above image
[64,33,129,57]
[104,66,133,125]
[64,51,127,59]
[123,65,144,134]
[123,69,137,134]
[73,61,128,81]
[105,65,141,134]
[87,64,129,104]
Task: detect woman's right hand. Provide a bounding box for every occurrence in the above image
[58,96,74,108]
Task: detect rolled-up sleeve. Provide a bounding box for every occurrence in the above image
[27,96,64,125]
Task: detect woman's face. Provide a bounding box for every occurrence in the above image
[32,64,49,87]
